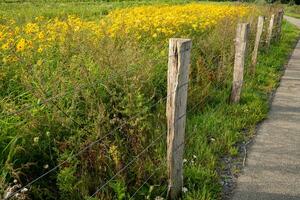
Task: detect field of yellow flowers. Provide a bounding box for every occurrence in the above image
[105,4,254,38]
[0,4,255,65]
[1,2,297,200]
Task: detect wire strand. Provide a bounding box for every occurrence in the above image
[1,64,140,119]
[5,67,230,199]
[128,166,161,200]
[90,133,164,198]
[5,80,189,200]
[89,98,196,198]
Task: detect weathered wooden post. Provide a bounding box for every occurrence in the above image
[230,23,250,103]
[251,16,265,72]
[275,9,284,41]
[167,38,191,199]
[266,14,275,48]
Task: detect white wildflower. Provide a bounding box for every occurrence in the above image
[182,187,188,193]
[33,137,39,143]
[21,188,28,193]
[4,184,22,199]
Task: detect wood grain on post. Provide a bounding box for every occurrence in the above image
[251,16,265,71]
[167,38,191,200]
[266,14,275,48]
[275,9,284,41]
[230,23,249,103]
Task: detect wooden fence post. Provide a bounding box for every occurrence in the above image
[230,23,250,103]
[251,16,265,71]
[167,38,191,200]
[266,14,275,48]
[275,9,284,41]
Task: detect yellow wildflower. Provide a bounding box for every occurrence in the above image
[105,4,253,39]
[37,59,43,66]
[1,43,9,50]
[38,46,43,53]
[15,27,20,34]
[16,38,26,52]
[2,55,16,64]
[25,23,39,34]
[0,31,4,41]
[2,57,8,64]
[38,32,45,40]
[109,145,121,167]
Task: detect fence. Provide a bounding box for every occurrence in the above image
[2,9,284,200]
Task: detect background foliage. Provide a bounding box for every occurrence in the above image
[0,1,299,200]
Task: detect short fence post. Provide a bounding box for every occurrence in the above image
[251,16,265,72]
[266,14,275,48]
[230,23,250,103]
[275,9,284,41]
[167,38,191,199]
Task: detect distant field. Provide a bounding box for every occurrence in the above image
[0,0,192,21]
[0,1,148,21]
[1,1,299,200]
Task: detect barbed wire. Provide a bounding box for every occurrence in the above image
[5,68,231,199]
[90,133,164,198]
[88,83,216,198]
[128,167,161,200]
[159,80,231,199]
[157,184,169,200]
[0,40,170,115]
[1,37,232,120]
[0,61,154,119]
[4,80,191,200]
[4,43,233,199]
[83,81,215,199]
[2,12,282,199]
[7,90,229,200]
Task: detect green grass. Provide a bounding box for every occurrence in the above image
[0,2,299,200]
[0,0,191,22]
[181,21,300,199]
[285,5,300,18]
[286,12,300,18]
[0,0,243,23]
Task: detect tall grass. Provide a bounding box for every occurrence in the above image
[285,4,300,18]
[0,2,298,200]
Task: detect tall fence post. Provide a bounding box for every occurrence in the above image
[251,16,265,72]
[167,38,191,199]
[230,23,250,103]
[275,9,284,41]
[266,14,275,48]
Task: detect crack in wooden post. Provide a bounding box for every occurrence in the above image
[251,16,265,73]
[230,23,250,103]
[266,14,275,48]
[167,38,192,200]
[275,9,284,41]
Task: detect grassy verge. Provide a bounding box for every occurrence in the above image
[182,21,299,199]
[284,5,300,18]
[285,12,300,18]
[0,2,299,200]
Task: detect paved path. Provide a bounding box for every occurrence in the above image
[284,15,300,27]
[231,16,300,200]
